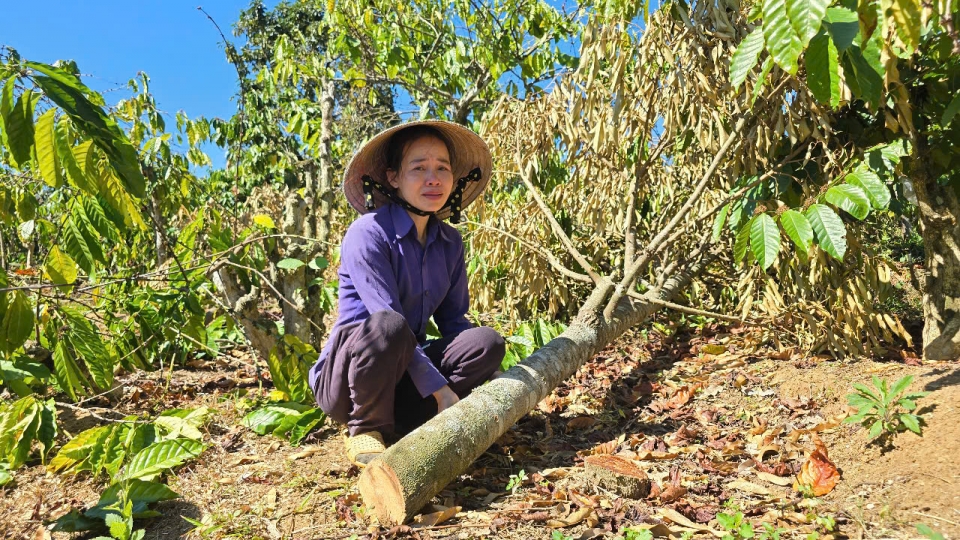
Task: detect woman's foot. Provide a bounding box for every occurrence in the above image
[343,431,386,467]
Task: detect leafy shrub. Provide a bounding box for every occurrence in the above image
[844,375,929,440]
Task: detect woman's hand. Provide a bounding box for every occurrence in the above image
[432,385,459,413]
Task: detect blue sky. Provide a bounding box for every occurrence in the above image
[2,1,258,167]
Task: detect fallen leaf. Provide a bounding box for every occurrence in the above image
[701,344,727,355]
[659,484,687,503]
[289,447,322,460]
[32,527,50,540]
[755,471,794,486]
[539,468,571,480]
[547,506,596,528]
[413,505,461,527]
[793,437,840,496]
[262,488,278,512]
[658,508,726,537]
[567,416,597,431]
[228,455,260,467]
[263,518,282,539]
[726,479,772,496]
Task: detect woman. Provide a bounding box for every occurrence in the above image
[309,121,505,467]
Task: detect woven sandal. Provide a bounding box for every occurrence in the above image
[343,431,386,467]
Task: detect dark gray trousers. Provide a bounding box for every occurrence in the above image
[313,310,505,436]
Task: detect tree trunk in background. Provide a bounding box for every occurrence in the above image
[316,80,335,245]
[359,260,708,525]
[150,195,168,266]
[913,158,960,360]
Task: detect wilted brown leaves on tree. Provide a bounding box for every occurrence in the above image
[469,0,911,356]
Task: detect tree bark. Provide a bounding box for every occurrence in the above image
[358,261,707,525]
[912,165,960,361]
[316,79,335,245]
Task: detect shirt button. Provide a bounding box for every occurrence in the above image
[425,290,430,297]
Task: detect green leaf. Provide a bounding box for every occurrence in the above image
[288,409,326,446]
[825,184,871,220]
[81,197,121,242]
[843,42,884,107]
[120,439,206,481]
[307,256,328,271]
[51,339,90,403]
[35,109,64,188]
[750,213,780,270]
[804,204,846,260]
[941,93,960,126]
[899,413,921,434]
[5,90,38,168]
[51,508,102,533]
[0,77,14,152]
[63,309,113,391]
[734,216,754,263]
[712,204,730,241]
[96,479,179,510]
[916,523,946,540]
[730,27,765,90]
[889,375,913,398]
[277,258,305,271]
[824,7,859,51]
[762,0,804,74]
[779,209,814,255]
[867,419,883,439]
[786,0,829,47]
[37,399,58,463]
[242,403,312,435]
[1,291,34,354]
[845,169,890,210]
[804,32,841,107]
[56,121,98,194]
[30,65,146,198]
[750,57,775,107]
[45,246,78,291]
[61,214,100,274]
[155,407,212,441]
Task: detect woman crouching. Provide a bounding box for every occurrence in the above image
[308,121,505,467]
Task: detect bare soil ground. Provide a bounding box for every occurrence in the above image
[2,328,957,540]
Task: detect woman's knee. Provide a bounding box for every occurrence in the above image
[357,310,416,361]
[473,326,506,365]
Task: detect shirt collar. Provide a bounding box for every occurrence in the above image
[388,203,445,244]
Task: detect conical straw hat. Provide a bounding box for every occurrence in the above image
[342,120,493,221]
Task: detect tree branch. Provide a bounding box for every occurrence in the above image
[462,220,592,283]
[604,115,750,319]
[518,162,603,284]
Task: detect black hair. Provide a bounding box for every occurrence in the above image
[385,126,455,173]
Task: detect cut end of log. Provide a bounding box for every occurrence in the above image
[583,454,651,499]
[358,459,407,525]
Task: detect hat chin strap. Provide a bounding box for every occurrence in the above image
[362,167,482,224]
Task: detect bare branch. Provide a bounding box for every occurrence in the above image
[462,220,592,283]
[518,162,604,284]
[604,115,750,319]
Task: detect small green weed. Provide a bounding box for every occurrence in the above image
[916,523,946,540]
[506,469,527,494]
[620,527,654,540]
[843,375,929,440]
[717,511,754,540]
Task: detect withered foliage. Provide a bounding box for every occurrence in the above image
[469,0,910,357]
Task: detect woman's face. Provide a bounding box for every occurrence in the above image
[386,136,454,213]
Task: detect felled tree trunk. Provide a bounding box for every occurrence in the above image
[912,162,960,361]
[358,264,704,525]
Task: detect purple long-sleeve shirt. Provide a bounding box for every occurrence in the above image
[309,203,473,398]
